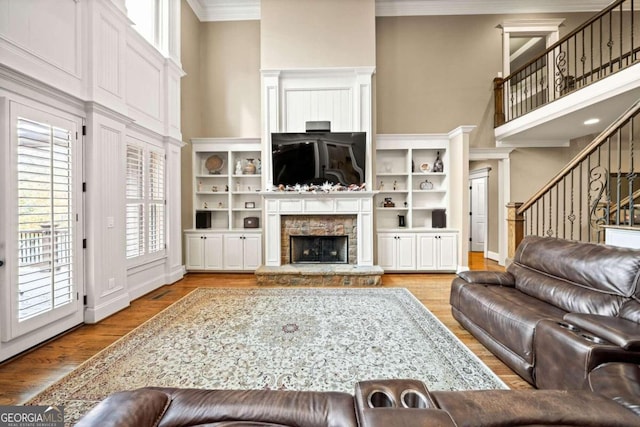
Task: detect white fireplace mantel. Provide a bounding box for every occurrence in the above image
[262,191,376,267]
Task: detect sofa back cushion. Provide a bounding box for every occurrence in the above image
[508,236,640,315]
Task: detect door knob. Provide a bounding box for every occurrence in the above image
[0,260,4,267]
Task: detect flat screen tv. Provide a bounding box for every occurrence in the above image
[271,132,366,187]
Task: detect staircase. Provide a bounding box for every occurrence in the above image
[509,99,639,248]
[500,0,640,252]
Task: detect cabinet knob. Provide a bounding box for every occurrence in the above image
[0,260,3,267]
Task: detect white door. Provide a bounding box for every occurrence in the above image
[185,234,205,270]
[416,234,437,270]
[469,172,489,253]
[204,234,224,270]
[396,235,416,271]
[437,234,458,271]
[377,234,397,270]
[242,235,262,270]
[2,102,84,344]
[223,234,244,270]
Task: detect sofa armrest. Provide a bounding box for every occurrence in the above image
[564,313,640,351]
[456,270,515,286]
[75,389,171,427]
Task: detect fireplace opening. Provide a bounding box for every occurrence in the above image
[290,235,348,264]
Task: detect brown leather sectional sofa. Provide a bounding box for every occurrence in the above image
[451,235,640,390]
[76,378,640,426]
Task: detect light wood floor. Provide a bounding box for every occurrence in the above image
[0,253,531,405]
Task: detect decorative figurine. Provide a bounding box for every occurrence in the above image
[235,160,243,175]
[378,180,384,190]
[433,151,444,173]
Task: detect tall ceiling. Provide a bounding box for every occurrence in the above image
[187,0,616,22]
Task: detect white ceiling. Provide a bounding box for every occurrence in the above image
[187,0,616,22]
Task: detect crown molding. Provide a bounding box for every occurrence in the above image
[187,0,615,22]
[186,0,259,22]
[376,0,615,17]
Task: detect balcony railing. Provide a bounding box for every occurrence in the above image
[512,98,639,246]
[494,0,639,126]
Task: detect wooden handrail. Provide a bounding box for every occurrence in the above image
[517,98,640,214]
[610,189,640,214]
[504,0,626,82]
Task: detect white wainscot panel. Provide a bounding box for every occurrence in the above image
[168,71,181,135]
[98,14,122,98]
[279,200,303,212]
[126,42,162,123]
[0,0,82,94]
[336,199,359,212]
[304,199,334,212]
[284,88,352,132]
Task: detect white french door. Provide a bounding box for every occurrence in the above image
[2,102,84,343]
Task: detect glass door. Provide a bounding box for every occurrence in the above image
[2,102,84,341]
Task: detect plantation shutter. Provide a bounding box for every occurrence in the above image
[148,150,165,253]
[16,117,74,321]
[126,145,144,259]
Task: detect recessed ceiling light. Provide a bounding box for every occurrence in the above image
[584,118,600,125]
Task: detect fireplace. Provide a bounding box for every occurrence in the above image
[290,235,348,264]
[281,215,357,265]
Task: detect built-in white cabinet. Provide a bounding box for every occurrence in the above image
[378,231,458,272]
[417,233,458,272]
[185,138,263,271]
[185,232,224,270]
[375,135,459,272]
[377,233,416,271]
[223,233,262,270]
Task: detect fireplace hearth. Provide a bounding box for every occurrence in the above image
[291,235,348,264]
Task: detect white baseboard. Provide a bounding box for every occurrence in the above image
[84,293,130,324]
[487,251,500,262]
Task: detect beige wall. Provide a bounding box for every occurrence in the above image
[200,21,261,137]
[180,5,602,256]
[181,0,203,231]
[261,0,376,69]
[375,12,594,255]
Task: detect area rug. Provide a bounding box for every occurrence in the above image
[27,288,507,424]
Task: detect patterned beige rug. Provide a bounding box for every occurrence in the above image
[28,288,506,424]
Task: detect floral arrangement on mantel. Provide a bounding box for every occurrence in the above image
[267,182,367,193]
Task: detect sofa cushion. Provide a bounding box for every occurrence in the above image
[451,278,566,364]
[432,389,640,426]
[509,263,626,316]
[588,363,640,416]
[511,236,640,298]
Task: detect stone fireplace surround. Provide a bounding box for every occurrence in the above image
[282,215,356,265]
[255,192,383,286]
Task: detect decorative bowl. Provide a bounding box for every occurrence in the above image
[205,155,224,174]
[420,163,431,173]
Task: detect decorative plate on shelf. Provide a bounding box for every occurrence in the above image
[205,155,224,174]
[420,163,431,173]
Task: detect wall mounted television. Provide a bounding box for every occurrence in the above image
[271,132,366,187]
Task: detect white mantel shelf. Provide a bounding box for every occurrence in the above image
[263,192,376,267]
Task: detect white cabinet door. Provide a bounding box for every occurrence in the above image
[437,234,458,271]
[243,235,263,270]
[416,234,437,270]
[377,234,397,269]
[396,235,416,271]
[417,233,458,271]
[204,234,224,270]
[377,233,415,271]
[223,234,245,270]
[185,234,205,270]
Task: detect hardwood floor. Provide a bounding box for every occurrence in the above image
[0,253,530,405]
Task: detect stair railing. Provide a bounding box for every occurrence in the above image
[495,0,639,127]
[515,98,640,244]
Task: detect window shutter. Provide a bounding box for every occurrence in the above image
[125,146,144,259]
